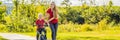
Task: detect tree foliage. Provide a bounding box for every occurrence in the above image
[0,0,120,32]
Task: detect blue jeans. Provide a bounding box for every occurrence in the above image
[50,23,58,40]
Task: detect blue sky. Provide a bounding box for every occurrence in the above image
[54,0,81,6]
[55,0,120,6]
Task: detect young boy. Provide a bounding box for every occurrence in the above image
[36,14,47,40]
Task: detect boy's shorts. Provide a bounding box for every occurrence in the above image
[37,28,46,34]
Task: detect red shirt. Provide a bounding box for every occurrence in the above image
[47,8,58,24]
[36,19,45,29]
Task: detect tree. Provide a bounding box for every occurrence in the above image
[13,0,19,16]
[0,2,2,5]
[61,0,72,9]
[0,2,6,20]
[0,6,6,20]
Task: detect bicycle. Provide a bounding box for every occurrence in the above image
[37,24,48,40]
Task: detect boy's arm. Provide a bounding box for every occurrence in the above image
[35,20,39,26]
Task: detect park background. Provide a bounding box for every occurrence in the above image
[0,0,120,40]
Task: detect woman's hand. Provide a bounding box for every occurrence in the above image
[47,21,49,23]
[47,20,51,23]
[46,21,50,26]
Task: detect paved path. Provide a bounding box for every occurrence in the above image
[0,33,36,40]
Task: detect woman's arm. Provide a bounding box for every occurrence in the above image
[48,17,55,22]
[45,13,49,19]
[48,11,58,22]
[45,12,55,22]
[45,13,53,22]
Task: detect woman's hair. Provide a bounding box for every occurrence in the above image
[51,2,58,18]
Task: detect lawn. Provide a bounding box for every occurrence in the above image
[18,30,120,40]
[0,36,7,40]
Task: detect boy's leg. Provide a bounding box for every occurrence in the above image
[37,29,42,40]
[39,29,42,40]
[44,28,47,39]
[37,30,40,40]
[36,33,39,40]
[42,28,47,39]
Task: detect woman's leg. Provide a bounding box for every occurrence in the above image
[54,23,58,40]
[50,23,56,40]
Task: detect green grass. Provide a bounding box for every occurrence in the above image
[18,30,120,40]
[0,36,7,40]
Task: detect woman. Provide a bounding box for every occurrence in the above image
[46,2,58,40]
